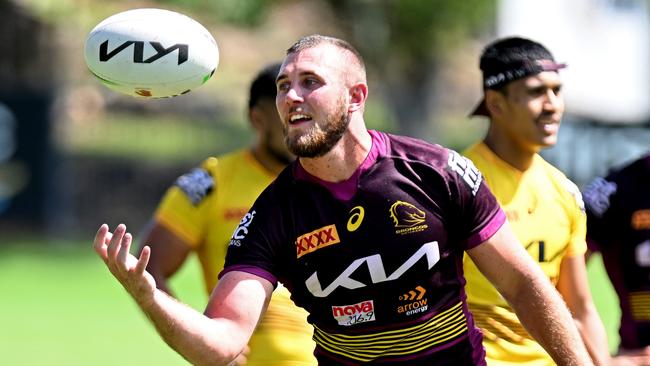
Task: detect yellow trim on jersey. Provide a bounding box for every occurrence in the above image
[470,303,531,343]
[313,302,467,362]
[630,291,650,321]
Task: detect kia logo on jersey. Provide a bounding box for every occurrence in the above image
[306,241,440,297]
[296,224,341,258]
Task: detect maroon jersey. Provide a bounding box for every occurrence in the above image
[583,153,650,349]
[221,130,506,365]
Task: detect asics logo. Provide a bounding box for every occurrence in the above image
[347,206,365,232]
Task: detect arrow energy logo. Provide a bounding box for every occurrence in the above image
[397,285,428,316]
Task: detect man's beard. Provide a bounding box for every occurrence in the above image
[284,102,349,158]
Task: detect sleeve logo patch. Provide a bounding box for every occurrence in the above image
[447,150,482,196]
[229,210,256,247]
[174,167,214,206]
[583,177,617,217]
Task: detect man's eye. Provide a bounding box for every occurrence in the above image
[530,88,545,96]
[277,82,289,92]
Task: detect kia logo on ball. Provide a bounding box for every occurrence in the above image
[99,40,189,65]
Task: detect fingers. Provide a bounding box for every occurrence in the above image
[136,245,151,276]
[117,232,132,264]
[107,224,126,262]
[93,224,109,261]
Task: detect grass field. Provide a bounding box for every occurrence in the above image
[0,240,207,366]
[0,240,621,365]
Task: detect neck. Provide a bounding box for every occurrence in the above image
[251,144,289,175]
[299,118,372,182]
[484,127,537,171]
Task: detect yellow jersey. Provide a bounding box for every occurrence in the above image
[155,149,316,366]
[462,143,587,366]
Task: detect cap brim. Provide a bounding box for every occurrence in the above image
[470,98,490,117]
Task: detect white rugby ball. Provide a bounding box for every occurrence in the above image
[84,8,219,98]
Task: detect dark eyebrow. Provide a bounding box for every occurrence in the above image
[276,70,320,84]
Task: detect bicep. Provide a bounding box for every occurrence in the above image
[204,271,274,343]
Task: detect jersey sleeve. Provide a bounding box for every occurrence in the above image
[582,176,619,252]
[561,177,588,257]
[445,149,506,250]
[154,157,218,248]
[218,186,283,287]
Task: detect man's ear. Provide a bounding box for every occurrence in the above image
[348,83,368,113]
[485,89,506,118]
[249,106,263,130]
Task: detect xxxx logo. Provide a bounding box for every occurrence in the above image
[296,224,340,258]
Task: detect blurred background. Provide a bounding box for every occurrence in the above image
[0,0,648,364]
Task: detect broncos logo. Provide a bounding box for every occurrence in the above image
[389,201,426,228]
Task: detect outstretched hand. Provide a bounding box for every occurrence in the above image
[93,224,157,305]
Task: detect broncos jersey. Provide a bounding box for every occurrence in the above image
[462,142,587,366]
[154,150,316,366]
[583,153,650,349]
[221,130,506,365]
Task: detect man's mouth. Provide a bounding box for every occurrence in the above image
[289,113,312,125]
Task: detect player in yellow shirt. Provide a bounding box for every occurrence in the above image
[137,63,316,365]
[462,37,614,366]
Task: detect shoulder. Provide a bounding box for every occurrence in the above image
[210,149,251,171]
[173,157,219,206]
[537,156,585,211]
[380,132,457,175]
[608,154,650,183]
[382,132,450,162]
[251,163,296,202]
[381,132,484,195]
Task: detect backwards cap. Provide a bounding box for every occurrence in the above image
[471,37,566,117]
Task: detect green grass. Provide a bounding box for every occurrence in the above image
[0,240,206,366]
[587,253,621,354]
[0,241,621,365]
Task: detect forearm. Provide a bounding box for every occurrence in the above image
[149,270,175,296]
[468,225,595,365]
[138,289,245,366]
[508,273,594,365]
[574,305,612,366]
[94,225,253,366]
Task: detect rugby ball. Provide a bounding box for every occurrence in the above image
[84,8,219,98]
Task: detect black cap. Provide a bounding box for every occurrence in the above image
[471,37,567,117]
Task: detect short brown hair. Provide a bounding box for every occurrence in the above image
[287,34,366,80]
